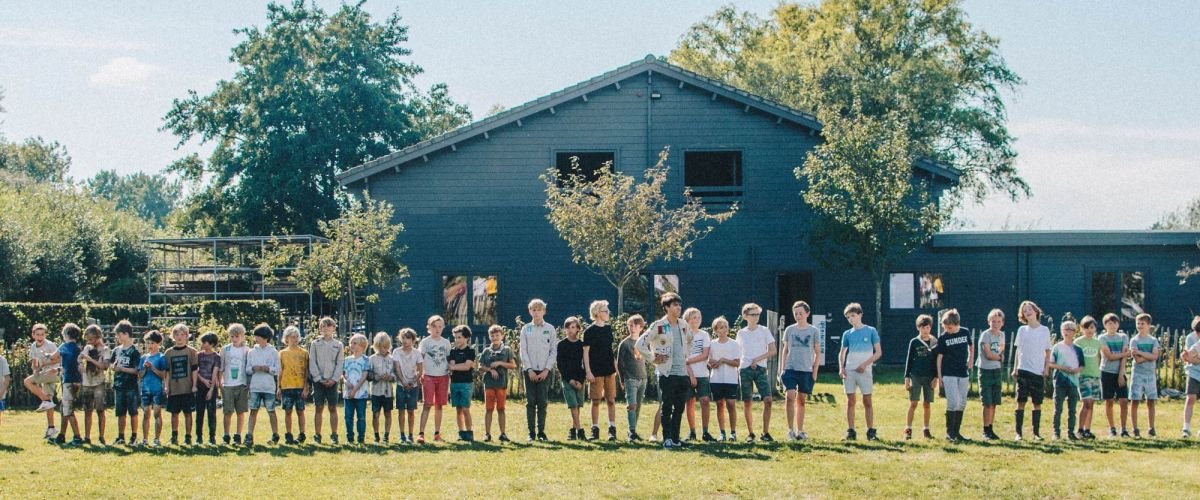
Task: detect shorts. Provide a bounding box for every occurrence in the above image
[782,370,815,395]
[563,381,586,408]
[979,368,1002,406]
[60,383,81,416]
[1079,376,1102,400]
[249,392,276,411]
[281,388,306,411]
[81,384,107,411]
[739,366,773,401]
[313,382,340,407]
[1015,370,1045,405]
[140,390,166,408]
[1187,377,1200,397]
[485,388,507,411]
[167,393,195,414]
[589,374,618,401]
[1101,371,1126,400]
[29,370,60,396]
[711,382,738,401]
[843,369,873,396]
[450,382,473,408]
[908,375,934,403]
[221,385,249,414]
[1128,373,1157,401]
[395,385,420,411]
[691,377,712,400]
[422,375,450,406]
[113,387,139,416]
[371,395,394,412]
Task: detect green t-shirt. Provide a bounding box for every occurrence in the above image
[1074,336,1103,378]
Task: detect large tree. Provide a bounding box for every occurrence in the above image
[163,0,470,236]
[0,136,72,185]
[87,169,182,227]
[1153,196,1200,230]
[542,149,737,315]
[671,0,1027,204]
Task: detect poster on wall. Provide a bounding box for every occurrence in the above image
[890,273,915,309]
[812,314,827,366]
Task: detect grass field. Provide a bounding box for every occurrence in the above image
[1,369,1198,498]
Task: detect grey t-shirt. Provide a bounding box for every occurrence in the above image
[617,337,647,380]
[669,323,688,377]
[783,324,819,372]
[1099,332,1129,374]
[0,354,9,399]
[976,330,1004,370]
[1129,335,1160,378]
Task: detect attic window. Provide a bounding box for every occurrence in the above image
[556,151,615,183]
[684,151,743,204]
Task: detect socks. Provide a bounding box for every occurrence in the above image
[1015,410,1025,434]
[1032,410,1042,436]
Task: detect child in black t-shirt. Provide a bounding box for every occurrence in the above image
[448,326,477,442]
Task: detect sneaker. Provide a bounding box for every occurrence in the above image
[760,433,775,442]
[54,434,65,445]
[297,433,307,444]
[536,431,548,442]
[787,430,797,440]
[649,434,659,443]
[845,428,857,441]
[923,429,933,439]
[728,431,737,442]
[662,438,676,449]
[629,431,642,442]
[417,433,426,444]
[170,435,178,446]
[114,437,126,445]
[1031,433,1043,441]
[1148,428,1157,438]
[687,430,697,442]
[244,435,254,447]
[70,437,85,446]
[608,426,618,441]
[591,426,600,441]
[567,428,577,441]
[357,436,365,445]
[184,435,192,446]
[434,432,444,443]
[527,432,536,442]
[1120,429,1130,438]
[747,432,756,443]
[484,433,493,442]
[152,438,161,448]
[374,433,381,443]
[499,433,510,442]
[46,426,60,440]
[1013,431,1023,442]
[796,431,809,440]
[99,438,107,446]
[270,434,280,445]
[209,437,216,445]
[1133,428,1141,438]
[36,400,56,412]
[1054,431,1062,440]
[866,428,878,441]
[138,439,148,447]
[1109,427,1118,438]
[904,428,912,440]
[702,431,716,442]
[384,433,390,444]
[331,434,339,444]
[314,434,322,444]
[223,434,231,445]
[285,433,296,445]
[1068,431,1078,441]
[233,434,242,445]
[1183,430,1192,439]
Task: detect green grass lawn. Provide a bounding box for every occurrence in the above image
[2,370,1198,498]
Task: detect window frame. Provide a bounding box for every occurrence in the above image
[1086,268,1148,324]
[682,149,744,204]
[552,148,619,184]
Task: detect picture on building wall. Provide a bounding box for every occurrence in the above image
[919,273,944,309]
[443,275,468,326]
[654,274,679,317]
[473,275,498,325]
[890,273,915,309]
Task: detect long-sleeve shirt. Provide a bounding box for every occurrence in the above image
[557,338,585,384]
[903,336,937,379]
[520,322,557,373]
[308,337,345,384]
[247,344,280,394]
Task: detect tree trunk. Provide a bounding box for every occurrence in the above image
[874,275,884,334]
[616,281,626,317]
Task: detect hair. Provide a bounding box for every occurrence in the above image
[915,314,934,329]
[1017,300,1042,325]
[987,308,1005,321]
[741,303,761,315]
[563,316,581,330]
[488,324,505,336]
[712,316,730,331]
[31,323,47,334]
[659,292,682,308]
[282,325,301,342]
[683,307,702,322]
[319,316,337,328]
[1061,320,1078,333]
[200,332,220,346]
[1079,315,1097,331]
[940,308,961,326]
[528,298,547,310]
[1102,313,1120,325]
[452,325,472,339]
[792,301,811,314]
[143,330,163,344]
[373,331,393,353]
[626,314,646,329]
[399,328,417,341]
[114,320,134,336]
[227,323,246,336]
[427,315,445,327]
[83,324,103,340]
[252,323,274,341]
[843,303,863,316]
[589,300,609,320]
[170,323,190,337]
[1135,313,1152,324]
[61,323,81,341]
[349,333,369,349]
[1192,315,1200,333]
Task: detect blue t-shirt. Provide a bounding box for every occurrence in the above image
[841,326,880,369]
[140,352,168,394]
[59,342,82,384]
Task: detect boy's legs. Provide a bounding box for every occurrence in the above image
[739,368,756,435]
[846,393,858,430]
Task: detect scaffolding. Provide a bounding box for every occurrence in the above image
[143,235,331,325]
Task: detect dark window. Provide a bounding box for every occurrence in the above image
[556,152,615,183]
[684,151,742,187]
[1091,271,1145,323]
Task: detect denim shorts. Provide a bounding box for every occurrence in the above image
[114,387,139,417]
[395,385,421,411]
[140,390,166,408]
[250,392,277,411]
[781,369,815,394]
[281,388,306,411]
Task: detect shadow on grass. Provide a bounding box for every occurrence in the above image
[0,443,23,453]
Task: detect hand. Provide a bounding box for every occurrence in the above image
[1117,374,1126,387]
[904,378,912,391]
[207,388,215,400]
[490,370,499,380]
[1010,369,1018,378]
[811,371,819,382]
[839,370,847,380]
[689,375,697,388]
[586,373,595,383]
[932,378,940,390]
[653,354,668,364]
[854,364,866,374]
[276,390,282,401]
[302,388,310,400]
[192,385,198,393]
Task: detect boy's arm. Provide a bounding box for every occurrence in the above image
[936,353,944,379]
[1041,347,1051,376]
[778,340,790,375]
[583,345,594,379]
[866,342,883,367]
[758,339,777,365]
[838,346,848,373]
[518,329,531,373]
[903,339,915,379]
[967,342,975,369]
[812,337,821,378]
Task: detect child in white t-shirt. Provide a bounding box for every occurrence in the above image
[708,317,741,441]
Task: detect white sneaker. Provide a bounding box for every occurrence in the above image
[153,439,161,448]
[787,430,797,440]
[796,431,809,440]
[649,434,658,442]
[36,400,55,412]
[44,426,59,439]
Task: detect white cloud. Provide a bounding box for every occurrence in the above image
[89,57,162,88]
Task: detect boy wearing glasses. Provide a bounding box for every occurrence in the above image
[839,303,882,441]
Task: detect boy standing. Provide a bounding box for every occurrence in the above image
[391,328,423,443]
[55,323,84,446]
[279,326,310,444]
[780,301,820,441]
[139,330,168,447]
[79,325,111,445]
[448,325,477,442]
[618,315,649,441]
[220,323,251,445]
[839,303,882,441]
[109,321,140,445]
[23,324,59,439]
[904,315,937,440]
[308,316,345,444]
[558,317,587,440]
[1073,316,1103,439]
[368,332,397,443]
[343,334,371,444]
[583,300,619,441]
[246,324,281,446]
[737,303,776,442]
[1099,313,1130,437]
[935,309,973,442]
[1128,313,1160,438]
[642,293,695,449]
[1012,300,1051,441]
[480,324,515,442]
[683,307,713,442]
[164,323,199,446]
[519,299,557,441]
[708,317,741,441]
[1049,321,1082,440]
[195,332,222,445]
[418,315,452,443]
[977,309,1006,440]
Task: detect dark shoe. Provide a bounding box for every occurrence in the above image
[687,430,697,442]
[499,433,510,442]
[760,432,775,442]
[608,426,618,441]
[270,434,280,445]
[590,426,600,441]
[313,434,322,444]
[537,431,548,442]
[297,433,307,444]
[184,435,191,446]
[866,428,879,441]
[114,437,126,446]
[69,437,84,446]
[747,432,756,443]
[1121,429,1130,438]
[904,428,912,440]
[629,431,642,442]
[528,432,537,442]
[845,428,857,441]
[923,428,934,439]
[285,433,296,445]
[567,428,577,441]
[244,435,254,447]
[232,434,242,445]
[1068,431,1078,441]
[1148,428,1157,438]
[702,431,716,442]
[331,434,339,444]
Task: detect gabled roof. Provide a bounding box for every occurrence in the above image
[337,55,959,186]
[933,230,1200,248]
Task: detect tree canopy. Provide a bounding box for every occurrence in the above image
[670,0,1026,205]
[163,0,471,236]
[87,170,182,228]
[0,136,72,185]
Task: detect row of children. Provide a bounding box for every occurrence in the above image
[2,296,1198,449]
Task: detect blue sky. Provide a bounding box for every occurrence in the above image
[1,1,1197,229]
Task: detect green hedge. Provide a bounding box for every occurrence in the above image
[0,300,282,345]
